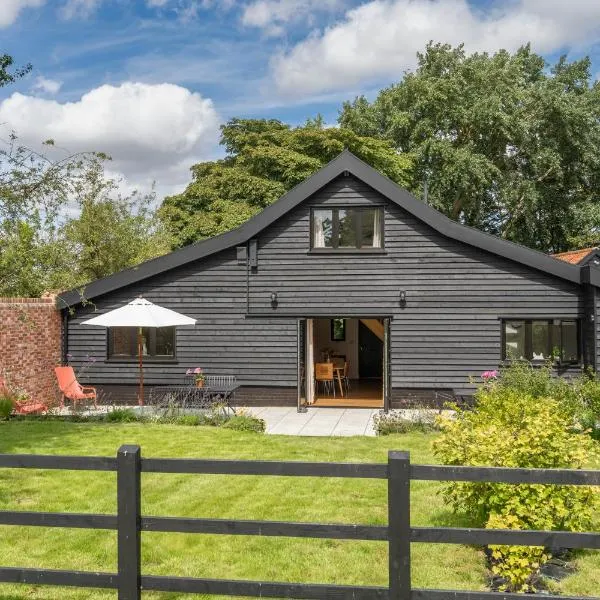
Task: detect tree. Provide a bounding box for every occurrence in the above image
[61,167,171,285]
[339,43,600,253]
[0,54,31,88]
[159,118,412,248]
[0,53,170,297]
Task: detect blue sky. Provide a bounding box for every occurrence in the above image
[2,0,600,198]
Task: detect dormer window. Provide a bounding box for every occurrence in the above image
[311,207,383,250]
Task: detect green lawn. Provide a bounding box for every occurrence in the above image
[0,421,598,599]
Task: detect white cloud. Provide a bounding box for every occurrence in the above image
[32,76,62,95]
[0,82,220,197]
[0,0,45,27]
[271,0,600,97]
[242,0,343,36]
[60,0,103,19]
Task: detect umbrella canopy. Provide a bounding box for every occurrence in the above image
[81,297,196,328]
[81,297,196,405]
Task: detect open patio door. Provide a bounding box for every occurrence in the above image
[297,319,314,412]
[383,318,391,412]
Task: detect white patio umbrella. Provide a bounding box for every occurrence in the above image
[81,297,196,405]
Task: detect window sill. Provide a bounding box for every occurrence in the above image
[502,359,582,368]
[307,248,387,255]
[106,358,178,364]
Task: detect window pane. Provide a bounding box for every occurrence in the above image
[561,321,579,362]
[313,210,333,248]
[111,327,132,357]
[156,327,175,357]
[331,318,346,341]
[531,321,549,360]
[505,321,525,359]
[361,209,382,248]
[338,209,358,248]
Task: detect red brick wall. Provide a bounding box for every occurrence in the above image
[0,297,62,405]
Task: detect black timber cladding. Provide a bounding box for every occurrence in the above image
[66,173,588,396]
[57,150,585,309]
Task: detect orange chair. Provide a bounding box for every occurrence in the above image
[55,366,97,408]
[0,376,48,415]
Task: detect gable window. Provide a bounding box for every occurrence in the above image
[108,327,175,360]
[502,319,580,364]
[312,207,383,250]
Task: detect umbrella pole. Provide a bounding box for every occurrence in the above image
[138,327,144,406]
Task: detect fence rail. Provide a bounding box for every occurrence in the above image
[0,446,599,600]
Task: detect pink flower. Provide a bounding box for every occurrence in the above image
[481,370,498,380]
[193,367,203,374]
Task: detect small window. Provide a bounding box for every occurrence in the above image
[502,320,580,364]
[108,327,175,360]
[331,318,346,341]
[311,207,382,249]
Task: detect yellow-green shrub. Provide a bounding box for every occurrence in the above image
[433,387,599,591]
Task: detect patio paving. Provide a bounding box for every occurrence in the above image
[246,407,379,437]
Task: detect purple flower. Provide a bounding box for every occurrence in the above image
[66,353,73,359]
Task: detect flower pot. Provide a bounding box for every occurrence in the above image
[196,380,204,388]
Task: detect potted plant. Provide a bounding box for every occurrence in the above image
[194,368,205,388]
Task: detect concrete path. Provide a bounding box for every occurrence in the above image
[246,407,379,437]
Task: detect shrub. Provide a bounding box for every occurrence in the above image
[373,409,438,435]
[0,395,15,419]
[175,414,201,426]
[222,414,265,433]
[434,385,599,592]
[106,408,138,423]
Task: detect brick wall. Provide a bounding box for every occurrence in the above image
[0,297,62,405]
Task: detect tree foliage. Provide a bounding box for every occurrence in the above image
[159,118,413,248]
[340,43,600,252]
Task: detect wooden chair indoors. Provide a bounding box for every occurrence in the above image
[343,361,350,394]
[314,362,335,397]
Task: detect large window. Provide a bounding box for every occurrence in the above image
[108,327,175,360]
[312,207,383,250]
[502,320,580,363]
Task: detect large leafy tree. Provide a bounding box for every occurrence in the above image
[340,43,600,253]
[159,118,412,248]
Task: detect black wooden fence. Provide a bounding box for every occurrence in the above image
[0,446,599,600]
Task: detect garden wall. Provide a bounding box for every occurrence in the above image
[0,296,62,405]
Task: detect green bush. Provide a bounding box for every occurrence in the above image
[434,383,599,592]
[0,395,15,419]
[175,414,201,426]
[373,410,438,435]
[106,408,138,423]
[222,414,265,433]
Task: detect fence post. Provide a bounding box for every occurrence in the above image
[117,445,141,600]
[388,450,411,600]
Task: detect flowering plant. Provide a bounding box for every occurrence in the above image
[193,367,205,383]
[481,370,498,380]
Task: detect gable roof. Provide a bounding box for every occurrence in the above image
[552,247,598,265]
[58,150,586,308]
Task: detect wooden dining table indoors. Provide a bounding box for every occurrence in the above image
[333,365,345,397]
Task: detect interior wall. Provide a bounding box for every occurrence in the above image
[313,318,359,379]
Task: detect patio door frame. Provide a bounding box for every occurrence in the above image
[297,318,314,412]
[383,317,392,412]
